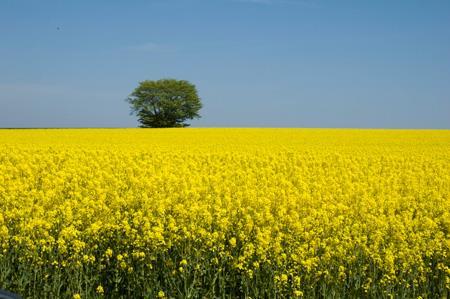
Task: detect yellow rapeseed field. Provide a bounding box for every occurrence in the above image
[0,129,449,298]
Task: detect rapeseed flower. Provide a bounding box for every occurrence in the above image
[0,128,448,298]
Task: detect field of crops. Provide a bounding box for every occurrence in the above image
[0,129,449,298]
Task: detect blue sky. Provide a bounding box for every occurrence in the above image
[1,0,449,128]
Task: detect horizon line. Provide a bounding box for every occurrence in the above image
[0,127,449,131]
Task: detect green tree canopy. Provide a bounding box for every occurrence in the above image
[127,79,202,128]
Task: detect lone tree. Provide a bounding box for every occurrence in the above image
[127,79,202,128]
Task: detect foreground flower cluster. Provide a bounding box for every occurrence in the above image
[0,129,449,298]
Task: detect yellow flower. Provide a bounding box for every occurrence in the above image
[293,290,303,297]
[105,248,113,258]
[96,285,104,294]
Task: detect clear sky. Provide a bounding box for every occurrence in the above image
[1,0,449,128]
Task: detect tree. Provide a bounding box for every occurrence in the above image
[127,79,202,128]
